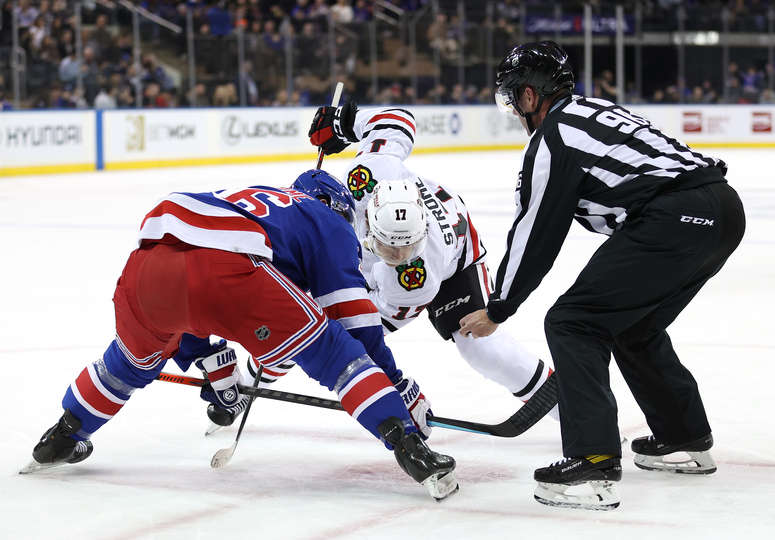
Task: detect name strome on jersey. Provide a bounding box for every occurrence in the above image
[346,108,487,330]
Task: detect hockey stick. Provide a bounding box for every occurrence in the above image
[209,364,263,469]
[156,371,557,438]
[315,81,345,169]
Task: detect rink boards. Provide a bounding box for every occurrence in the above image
[1,104,774,176]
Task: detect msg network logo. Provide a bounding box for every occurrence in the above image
[126,115,196,151]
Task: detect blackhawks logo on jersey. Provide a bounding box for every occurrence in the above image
[347,165,378,201]
[396,258,426,291]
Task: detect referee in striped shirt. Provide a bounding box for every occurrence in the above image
[459,41,746,507]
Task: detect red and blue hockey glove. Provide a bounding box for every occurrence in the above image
[308,101,359,155]
[394,377,433,439]
[195,340,242,408]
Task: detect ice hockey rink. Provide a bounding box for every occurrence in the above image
[1,148,773,539]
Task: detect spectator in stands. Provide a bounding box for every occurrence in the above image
[213,82,239,107]
[207,1,233,37]
[185,82,211,108]
[297,21,322,73]
[28,15,48,52]
[688,85,705,104]
[291,0,312,26]
[426,83,449,104]
[237,59,260,106]
[404,86,417,104]
[727,76,743,103]
[80,46,101,104]
[760,88,775,104]
[58,52,79,85]
[0,89,12,111]
[492,17,516,62]
[141,53,174,92]
[143,82,161,107]
[597,70,617,102]
[57,27,75,59]
[450,83,464,104]
[94,86,117,109]
[272,88,289,106]
[309,0,331,23]
[477,86,492,104]
[288,90,303,106]
[263,20,284,53]
[741,65,763,102]
[664,84,680,103]
[116,84,135,108]
[464,84,479,104]
[495,0,521,22]
[92,14,114,60]
[331,0,354,24]
[353,0,372,22]
[15,0,39,29]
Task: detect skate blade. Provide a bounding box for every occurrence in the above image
[205,422,225,437]
[423,470,459,501]
[634,451,717,475]
[534,481,620,511]
[19,460,65,475]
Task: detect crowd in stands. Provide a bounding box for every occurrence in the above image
[1,0,774,110]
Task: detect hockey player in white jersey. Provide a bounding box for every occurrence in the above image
[309,102,558,436]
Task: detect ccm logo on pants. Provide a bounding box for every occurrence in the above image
[680,216,714,226]
[434,295,471,317]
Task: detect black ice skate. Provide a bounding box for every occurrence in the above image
[632,433,716,474]
[20,409,94,474]
[378,417,459,501]
[533,455,622,510]
[204,396,250,436]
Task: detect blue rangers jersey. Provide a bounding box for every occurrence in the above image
[138,184,400,381]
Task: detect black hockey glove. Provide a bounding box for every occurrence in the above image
[308,101,359,155]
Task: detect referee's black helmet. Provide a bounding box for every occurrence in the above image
[495,41,574,116]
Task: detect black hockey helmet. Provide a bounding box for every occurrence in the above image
[495,41,574,119]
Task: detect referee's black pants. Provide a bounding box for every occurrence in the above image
[545,181,745,457]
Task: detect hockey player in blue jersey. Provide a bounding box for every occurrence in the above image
[25,170,459,500]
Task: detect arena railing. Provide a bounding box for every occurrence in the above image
[2,2,775,110]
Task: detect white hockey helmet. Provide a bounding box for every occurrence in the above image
[366,179,428,266]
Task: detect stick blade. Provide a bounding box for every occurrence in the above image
[210,446,235,469]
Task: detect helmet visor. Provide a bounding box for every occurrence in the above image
[495,85,521,116]
[370,234,427,267]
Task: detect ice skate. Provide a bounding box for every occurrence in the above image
[533,455,622,510]
[378,417,459,501]
[632,433,716,474]
[20,410,94,474]
[204,396,250,436]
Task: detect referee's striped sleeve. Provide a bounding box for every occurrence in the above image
[487,134,578,323]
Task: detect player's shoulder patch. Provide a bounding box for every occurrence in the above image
[347,165,378,201]
[396,257,426,291]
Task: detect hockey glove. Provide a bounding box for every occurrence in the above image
[308,101,359,155]
[195,340,242,408]
[394,377,433,439]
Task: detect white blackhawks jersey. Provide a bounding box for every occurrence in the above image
[344,107,487,331]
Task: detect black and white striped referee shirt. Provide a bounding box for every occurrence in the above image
[486,95,727,323]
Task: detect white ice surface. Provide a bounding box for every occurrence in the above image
[1,150,773,539]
